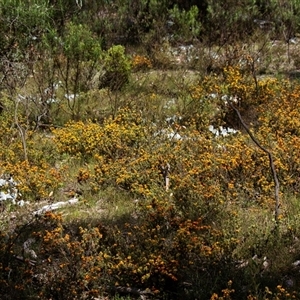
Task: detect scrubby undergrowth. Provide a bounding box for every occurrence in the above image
[2,1,300,299]
[2,64,300,299]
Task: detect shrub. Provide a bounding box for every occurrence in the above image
[53,108,145,160]
[132,54,152,71]
[99,45,131,91]
[168,5,201,43]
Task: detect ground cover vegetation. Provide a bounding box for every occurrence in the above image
[2,0,300,299]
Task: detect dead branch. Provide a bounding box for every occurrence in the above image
[228,100,280,226]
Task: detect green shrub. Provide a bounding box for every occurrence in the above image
[99,45,131,91]
[168,5,201,42]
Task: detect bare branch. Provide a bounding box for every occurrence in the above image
[228,100,280,226]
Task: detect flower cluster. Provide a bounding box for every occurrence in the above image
[132,54,152,71]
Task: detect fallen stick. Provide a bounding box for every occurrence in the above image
[33,197,79,216]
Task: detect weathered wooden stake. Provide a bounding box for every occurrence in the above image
[159,162,171,191]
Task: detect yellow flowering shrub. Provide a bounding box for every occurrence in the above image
[53,107,146,160]
[132,54,152,71]
[0,110,62,201]
[0,110,23,162]
[0,160,62,201]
